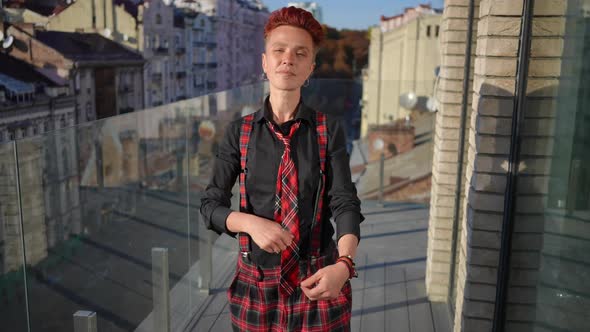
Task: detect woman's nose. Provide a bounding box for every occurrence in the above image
[282,51,295,65]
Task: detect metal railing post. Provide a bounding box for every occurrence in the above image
[152,247,170,332]
[197,212,212,294]
[73,311,97,332]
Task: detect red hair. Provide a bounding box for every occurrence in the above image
[264,6,324,49]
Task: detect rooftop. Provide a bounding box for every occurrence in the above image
[35,31,144,63]
[3,0,75,17]
[0,52,60,88]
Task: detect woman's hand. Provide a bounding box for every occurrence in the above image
[244,215,294,254]
[227,212,294,254]
[300,262,349,300]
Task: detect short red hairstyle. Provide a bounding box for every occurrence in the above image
[264,6,324,49]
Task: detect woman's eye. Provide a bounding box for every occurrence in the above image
[274,49,284,53]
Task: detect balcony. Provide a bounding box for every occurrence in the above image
[176,71,187,79]
[3,3,589,330]
[154,46,169,55]
[207,62,217,69]
[206,82,217,90]
[119,106,134,114]
[0,80,454,331]
[118,85,134,94]
[176,47,186,55]
[151,73,162,82]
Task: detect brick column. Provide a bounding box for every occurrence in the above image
[426,0,480,302]
[452,0,572,330]
[451,1,526,330]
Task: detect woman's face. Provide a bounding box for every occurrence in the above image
[262,25,315,92]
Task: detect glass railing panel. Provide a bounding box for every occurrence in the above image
[504,2,590,331]
[350,79,437,207]
[1,77,440,331]
[0,141,29,332]
[13,105,192,331]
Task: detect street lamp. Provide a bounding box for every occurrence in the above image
[373,138,385,206]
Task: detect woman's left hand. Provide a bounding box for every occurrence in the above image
[300,262,349,300]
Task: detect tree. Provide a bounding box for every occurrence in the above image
[315,25,369,79]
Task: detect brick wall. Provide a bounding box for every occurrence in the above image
[449,1,527,330]
[426,0,480,303]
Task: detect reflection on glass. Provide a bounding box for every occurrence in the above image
[0,142,29,331]
[506,1,590,331]
[0,79,433,330]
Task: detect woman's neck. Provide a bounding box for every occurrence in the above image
[268,90,301,125]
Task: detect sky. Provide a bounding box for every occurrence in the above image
[262,0,445,30]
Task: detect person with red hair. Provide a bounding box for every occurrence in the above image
[201,6,363,331]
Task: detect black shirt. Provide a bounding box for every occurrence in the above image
[200,97,364,267]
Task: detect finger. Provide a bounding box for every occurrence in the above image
[315,290,333,301]
[262,244,280,254]
[305,284,326,299]
[300,272,322,288]
[301,286,321,301]
[278,234,292,251]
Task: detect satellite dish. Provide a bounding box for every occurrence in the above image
[103,28,112,37]
[2,35,14,50]
[373,138,384,151]
[399,92,418,110]
[426,97,437,112]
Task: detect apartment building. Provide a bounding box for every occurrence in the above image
[362,4,442,136]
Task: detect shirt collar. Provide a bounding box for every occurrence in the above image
[255,95,314,125]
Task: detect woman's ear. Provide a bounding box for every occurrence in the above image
[262,53,267,73]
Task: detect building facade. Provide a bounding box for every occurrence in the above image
[0,53,81,275]
[361,4,442,137]
[426,0,590,331]
[173,6,217,99]
[0,53,75,142]
[6,26,144,122]
[197,0,268,91]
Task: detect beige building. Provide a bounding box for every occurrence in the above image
[7,25,145,122]
[15,0,177,108]
[426,0,590,331]
[362,4,442,137]
[0,54,81,275]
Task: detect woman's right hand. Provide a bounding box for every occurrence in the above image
[226,212,294,254]
[247,215,294,253]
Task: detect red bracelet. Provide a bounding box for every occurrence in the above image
[338,255,354,267]
[336,257,356,279]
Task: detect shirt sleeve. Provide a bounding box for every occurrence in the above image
[199,119,241,237]
[324,114,365,243]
